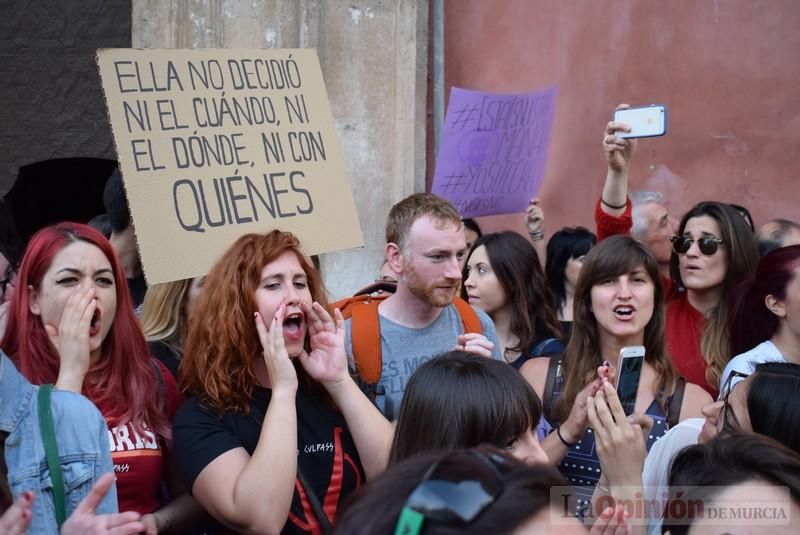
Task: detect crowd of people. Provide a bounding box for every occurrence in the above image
[1,108,800,534]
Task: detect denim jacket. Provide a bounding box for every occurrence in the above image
[1,353,117,533]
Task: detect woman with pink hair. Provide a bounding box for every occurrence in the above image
[1,222,200,532]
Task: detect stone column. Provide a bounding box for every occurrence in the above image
[132,0,428,298]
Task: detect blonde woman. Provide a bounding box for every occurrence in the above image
[140,277,204,378]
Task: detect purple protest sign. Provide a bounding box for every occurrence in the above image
[432,86,558,218]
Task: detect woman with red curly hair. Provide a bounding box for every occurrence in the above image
[1,222,200,532]
[174,230,392,534]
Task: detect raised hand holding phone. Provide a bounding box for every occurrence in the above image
[602,104,637,205]
[587,378,652,490]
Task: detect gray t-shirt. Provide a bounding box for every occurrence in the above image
[345,303,501,419]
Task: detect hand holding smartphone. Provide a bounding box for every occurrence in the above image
[613,105,667,139]
[615,346,645,415]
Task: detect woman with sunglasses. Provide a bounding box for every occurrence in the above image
[665,203,758,397]
[463,232,564,369]
[684,362,800,463]
[598,109,759,396]
[521,235,711,515]
[721,244,800,390]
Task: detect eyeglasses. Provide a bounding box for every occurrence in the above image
[393,446,517,535]
[720,370,749,432]
[670,234,725,256]
[0,263,17,301]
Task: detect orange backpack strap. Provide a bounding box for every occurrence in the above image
[330,295,368,320]
[347,296,480,397]
[349,300,383,385]
[452,297,483,334]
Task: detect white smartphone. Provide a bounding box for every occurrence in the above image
[615,346,645,415]
[613,105,667,138]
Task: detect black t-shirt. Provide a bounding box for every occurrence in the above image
[173,387,365,535]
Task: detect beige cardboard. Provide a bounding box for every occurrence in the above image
[97,48,363,284]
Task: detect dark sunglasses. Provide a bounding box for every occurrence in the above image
[720,370,749,432]
[393,446,517,535]
[0,263,17,300]
[670,234,724,256]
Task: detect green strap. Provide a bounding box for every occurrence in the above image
[393,507,425,535]
[37,385,67,528]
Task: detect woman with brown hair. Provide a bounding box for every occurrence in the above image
[463,231,564,369]
[598,109,759,396]
[520,235,711,514]
[388,351,548,466]
[173,230,392,534]
[665,201,759,396]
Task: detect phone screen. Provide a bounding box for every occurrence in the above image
[616,355,644,415]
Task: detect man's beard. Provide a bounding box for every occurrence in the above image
[402,264,459,307]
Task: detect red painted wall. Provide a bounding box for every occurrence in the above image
[434,0,800,236]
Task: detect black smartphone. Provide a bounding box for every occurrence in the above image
[615,346,645,415]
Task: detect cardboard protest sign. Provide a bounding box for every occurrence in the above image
[432,86,558,218]
[97,49,363,284]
